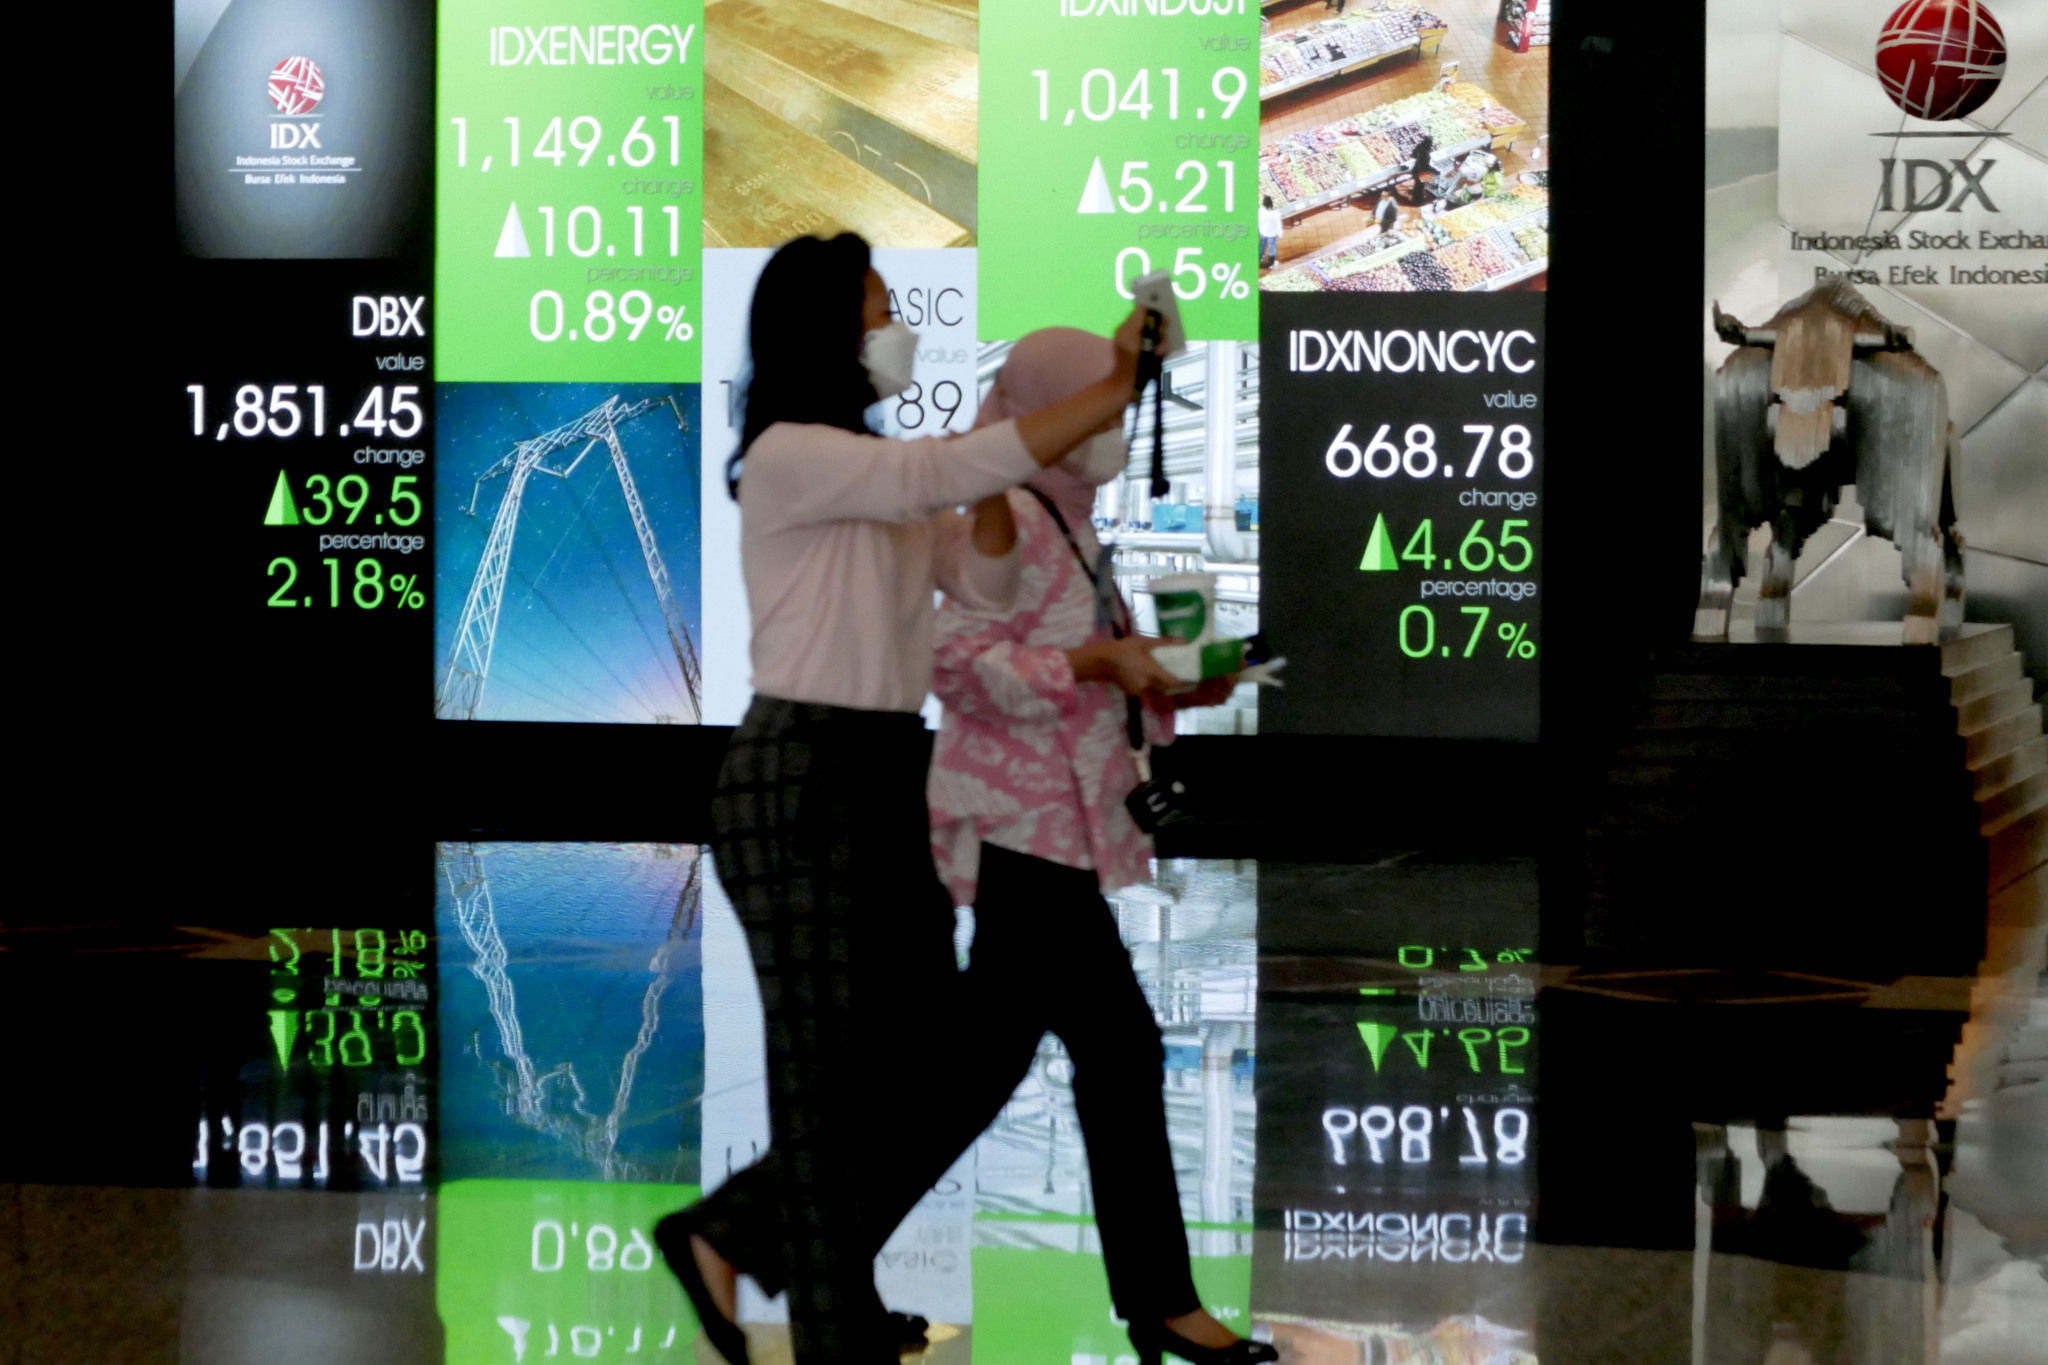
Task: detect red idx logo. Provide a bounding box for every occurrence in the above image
[1876,0,2006,120]
[267,56,325,116]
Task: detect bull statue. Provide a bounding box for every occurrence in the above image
[1696,276,1963,643]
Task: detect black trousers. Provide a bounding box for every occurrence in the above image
[965,843,1202,1321]
[690,704,1198,1347]
[692,697,967,1364]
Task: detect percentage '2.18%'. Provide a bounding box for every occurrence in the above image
[268,558,425,610]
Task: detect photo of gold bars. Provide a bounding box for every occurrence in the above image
[703,0,978,248]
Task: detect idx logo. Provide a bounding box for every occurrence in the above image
[269,123,322,149]
[1879,158,1998,212]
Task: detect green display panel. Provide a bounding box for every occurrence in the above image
[970,1221,1251,1365]
[438,1180,701,1363]
[436,2,703,382]
[979,2,1259,341]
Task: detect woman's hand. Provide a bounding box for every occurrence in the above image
[1172,674,1239,709]
[1110,303,1148,395]
[1068,635,1181,696]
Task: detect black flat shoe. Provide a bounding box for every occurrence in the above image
[1128,1324,1279,1365]
[654,1212,749,1365]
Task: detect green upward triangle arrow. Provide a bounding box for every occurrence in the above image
[1358,513,1397,571]
[1356,1020,1398,1072]
[264,471,300,526]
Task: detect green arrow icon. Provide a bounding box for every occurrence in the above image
[1357,1020,1398,1073]
[269,1008,300,1069]
[1358,513,1397,571]
[264,471,300,526]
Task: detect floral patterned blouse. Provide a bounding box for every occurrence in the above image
[927,487,1172,906]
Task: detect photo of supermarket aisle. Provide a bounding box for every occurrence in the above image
[1256,0,1550,291]
[703,0,977,247]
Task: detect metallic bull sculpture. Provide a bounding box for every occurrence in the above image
[1696,276,1964,643]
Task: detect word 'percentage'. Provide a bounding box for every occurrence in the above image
[1498,622,1536,659]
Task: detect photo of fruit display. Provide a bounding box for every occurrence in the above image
[1257,0,1550,293]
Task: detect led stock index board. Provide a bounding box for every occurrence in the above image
[173,0,1549,740]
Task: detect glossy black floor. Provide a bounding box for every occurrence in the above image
[3,850,2043,1365]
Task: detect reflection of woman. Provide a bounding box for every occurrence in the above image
[657,235,1147,1365]
[927,330,1273,1365]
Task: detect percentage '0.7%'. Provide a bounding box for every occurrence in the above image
[1396,605,1536,660]
[268,558,424,610]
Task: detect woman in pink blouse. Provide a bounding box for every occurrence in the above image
[927,328,1275,1365]
[658,238,1149,1365]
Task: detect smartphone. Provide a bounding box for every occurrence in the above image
[1129,269,1188,358]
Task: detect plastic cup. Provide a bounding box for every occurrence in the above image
[1150,572,1217,644]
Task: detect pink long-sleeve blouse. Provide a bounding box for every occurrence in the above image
[739,419,1030,713]
[926,487,1172,906]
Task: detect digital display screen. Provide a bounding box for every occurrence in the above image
[176,0,1549,739]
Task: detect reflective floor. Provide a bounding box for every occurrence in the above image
[3,849,2043,1365]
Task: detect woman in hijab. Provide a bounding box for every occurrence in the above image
[926,329,1276,1365]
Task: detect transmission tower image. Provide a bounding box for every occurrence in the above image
[435,841,705,1184]
[434,383,703,724]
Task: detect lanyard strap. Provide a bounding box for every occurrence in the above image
[1022,487,1145,753]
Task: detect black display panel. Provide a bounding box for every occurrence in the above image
[1260,291,1545,740]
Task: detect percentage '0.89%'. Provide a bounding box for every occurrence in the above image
[529,290,692,344]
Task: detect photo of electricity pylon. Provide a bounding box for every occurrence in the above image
[436,842,705,1183]
[435,384,702,724]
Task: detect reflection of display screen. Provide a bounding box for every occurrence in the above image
[1253,867,1540,1355]
[433,842,707,1362]
[176,0,1550,739]
[195,924,436,1193]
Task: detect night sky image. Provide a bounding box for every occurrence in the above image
[435,842,706,1184]
[435,383,702,724]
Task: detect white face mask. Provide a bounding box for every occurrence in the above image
[1061,429,1130,487]
[860,320,919,398]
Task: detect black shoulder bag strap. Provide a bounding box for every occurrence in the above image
[1022,487,1145,754]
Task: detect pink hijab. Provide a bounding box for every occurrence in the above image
[975,327,1116,525]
